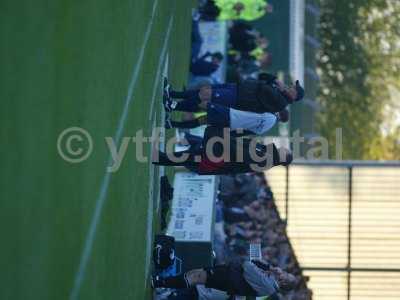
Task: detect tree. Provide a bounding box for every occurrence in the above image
[316,0,400,159]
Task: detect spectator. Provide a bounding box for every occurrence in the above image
[229,21,259,53]
[190,51,224,77]
[214,173,313,299]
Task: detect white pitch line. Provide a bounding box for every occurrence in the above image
[148,16,174,121]
[69,1,159,299]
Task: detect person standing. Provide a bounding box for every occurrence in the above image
[165,104,289,137]
[164,75,304,113]
[152,126,293,175]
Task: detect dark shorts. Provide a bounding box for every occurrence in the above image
[211,84,237,107]
[206,103,230,128]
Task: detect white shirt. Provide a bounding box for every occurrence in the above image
[229,108,278,135]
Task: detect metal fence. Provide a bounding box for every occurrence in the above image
[266,161,400,300]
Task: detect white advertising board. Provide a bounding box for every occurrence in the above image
[167,172,216,242]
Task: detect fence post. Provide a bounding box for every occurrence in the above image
[347,166,353,300]
[285,165,290,225]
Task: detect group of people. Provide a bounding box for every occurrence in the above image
[152,77,305,298]
[228,21,272,81]
[152,73,304,175]
[191,0,274,83]
[196,0,273,81]
[151,1,308,298]
[214,173,312,299]
[152,173,312,299]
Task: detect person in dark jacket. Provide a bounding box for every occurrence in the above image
[151,259,296,298]
[190,51,224,77]
[152,126,293,175]
[229,21,258,53]
[163,74,304,114]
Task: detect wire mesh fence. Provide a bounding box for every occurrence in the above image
[266,161,400,299]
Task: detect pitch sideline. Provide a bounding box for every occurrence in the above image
[144,16,174,288]
[69,1,160,299]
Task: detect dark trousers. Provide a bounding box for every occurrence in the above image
[205,264,257,296]
[153,151,199,168]
[170,84,237,112]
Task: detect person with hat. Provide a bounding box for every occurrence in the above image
[163,74,304,114]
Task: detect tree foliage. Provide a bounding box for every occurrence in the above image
[316,0,400,159]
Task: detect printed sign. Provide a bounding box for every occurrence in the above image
[167,172,216,242]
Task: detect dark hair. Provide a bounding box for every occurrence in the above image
[212,52,224,61]
[278,109,289,123]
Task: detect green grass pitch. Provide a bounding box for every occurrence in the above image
[0,0,194,299]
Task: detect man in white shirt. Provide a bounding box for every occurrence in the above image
[166,103,289,136]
